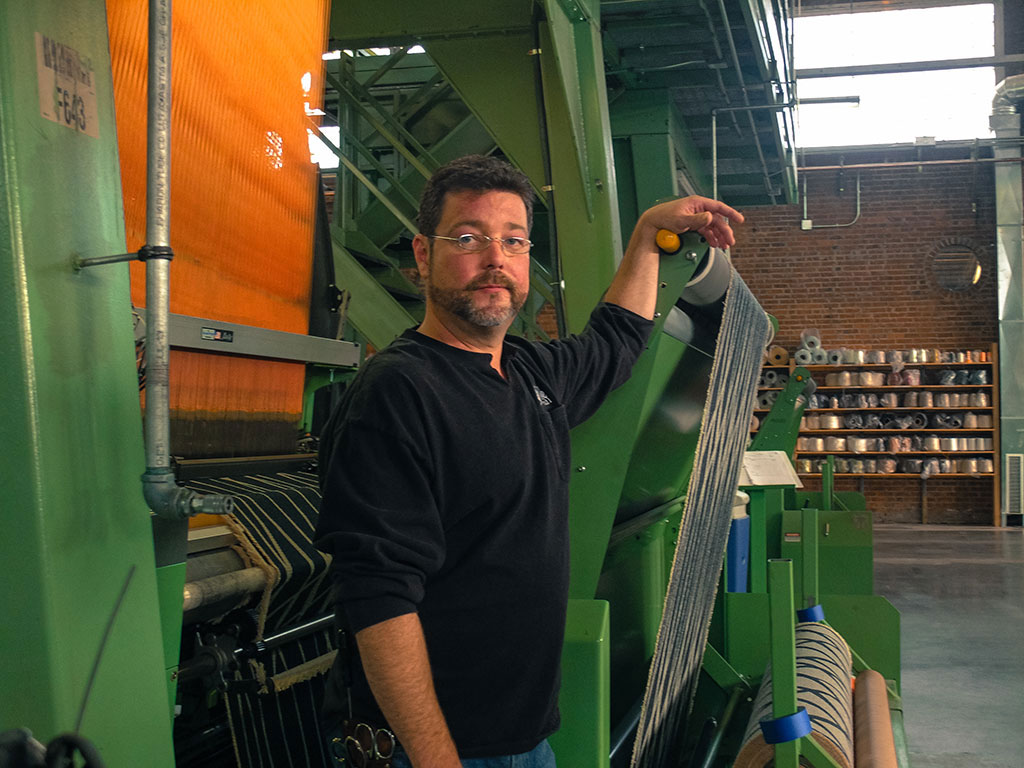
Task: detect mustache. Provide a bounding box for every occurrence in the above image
[466,271,516,291]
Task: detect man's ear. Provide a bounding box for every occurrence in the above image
[412,233,430,280]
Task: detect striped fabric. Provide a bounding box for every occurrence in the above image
[630,271,771,768]
[735,622,855,768]
[185,472,337,768]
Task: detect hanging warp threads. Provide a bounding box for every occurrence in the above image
[630,270,771,768]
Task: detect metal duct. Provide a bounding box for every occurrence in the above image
[991,75,1024,524]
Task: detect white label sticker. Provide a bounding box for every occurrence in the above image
[35,32,99,139]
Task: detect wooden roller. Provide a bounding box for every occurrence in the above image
[854,670,899,768]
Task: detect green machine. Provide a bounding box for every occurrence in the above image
[1,0,908,765]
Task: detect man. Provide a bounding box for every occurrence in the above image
[315,154,741,768]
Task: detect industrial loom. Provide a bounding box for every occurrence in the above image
[0,0,908,767]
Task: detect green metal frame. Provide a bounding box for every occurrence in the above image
[0,1,174,762]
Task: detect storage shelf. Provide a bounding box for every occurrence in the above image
[755,406,993,413]
[796,450,995,455]
[809,384,992,391]
[799,361,990,369]
[798,429,995,434]
[797,473,994,478]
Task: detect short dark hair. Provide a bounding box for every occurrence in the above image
[417,155,534,236]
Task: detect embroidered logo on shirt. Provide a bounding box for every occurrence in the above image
[534,386,553,407]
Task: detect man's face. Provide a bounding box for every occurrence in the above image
[414,189,531,330]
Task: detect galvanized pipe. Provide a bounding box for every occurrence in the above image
[140,0,231,519]
[714,0,777,204]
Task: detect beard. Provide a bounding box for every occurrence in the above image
[425,266,526,328]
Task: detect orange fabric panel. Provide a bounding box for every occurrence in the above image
[107,1,329,453]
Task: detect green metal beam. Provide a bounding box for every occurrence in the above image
[330,237,416,349]
[0,1,175,761]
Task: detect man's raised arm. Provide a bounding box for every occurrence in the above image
[603,196,744,319]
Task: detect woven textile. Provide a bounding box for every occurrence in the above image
[630,271,770,768]
[185,472,336,768]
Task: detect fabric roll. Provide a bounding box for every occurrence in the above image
[767,345,789,365]
[795,348,814,365]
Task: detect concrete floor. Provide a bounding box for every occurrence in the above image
[874,524,1024,768]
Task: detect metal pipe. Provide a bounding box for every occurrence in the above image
[140,0,231,519]
[797,53,1024,80]
[712,103,793,202]
[803,172,861,230]
[696,685,745,768]
[715,0,777,204]
[75,252,140,269]
[799,156,1024,172]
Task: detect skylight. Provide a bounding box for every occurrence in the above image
[794,3,995,148]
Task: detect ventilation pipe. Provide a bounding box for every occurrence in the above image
[140,0,232,519]
[990,74,1024,524]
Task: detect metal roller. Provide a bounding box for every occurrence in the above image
[734,622,854,768]
[681,247,731,306]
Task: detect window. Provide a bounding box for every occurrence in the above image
[795,3,995,147]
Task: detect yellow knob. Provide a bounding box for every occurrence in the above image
[656,229,681,254]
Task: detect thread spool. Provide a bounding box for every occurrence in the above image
[812,348,829,365]
[763,370,779,386]
[757,393,775,409]
[735,623,853,768]
[767,345,789,366]
[801,329,822,350]
[795,348,814,365]
[825,436,847,451]
[806,414,821,430]
[827,350,844,365]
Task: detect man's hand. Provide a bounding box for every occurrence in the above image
[634,196,744,250]
[605,196,744,319]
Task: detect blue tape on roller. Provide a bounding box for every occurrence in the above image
[797,604,826,622]
[759,707,812,744]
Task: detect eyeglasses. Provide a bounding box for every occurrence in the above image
[428,233,532,255]
[334,723,395,767]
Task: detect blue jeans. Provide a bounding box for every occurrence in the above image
[390,739,557,768]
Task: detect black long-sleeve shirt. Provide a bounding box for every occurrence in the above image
[314,303,653,757]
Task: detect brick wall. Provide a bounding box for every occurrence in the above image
[732,157,998,524]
